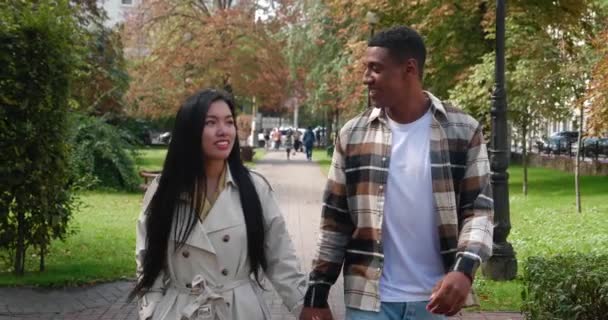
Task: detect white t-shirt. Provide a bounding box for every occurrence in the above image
[379,109,445,302]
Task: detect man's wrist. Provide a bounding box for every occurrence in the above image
[450,254,480,283]
[304,284,330,308]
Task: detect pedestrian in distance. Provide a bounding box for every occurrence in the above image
[303,127,315,161]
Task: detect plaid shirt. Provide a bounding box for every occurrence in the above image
[304,92,494,312]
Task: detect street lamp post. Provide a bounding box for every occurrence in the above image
[251,96,258,148]
[482,0,518,281]
[366,11,378,108]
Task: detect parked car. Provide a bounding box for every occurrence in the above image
[581,137,608,157]
[551,131,579,144]
[544,136,571,154]
[536,131,578,155]
[159,132,171,144]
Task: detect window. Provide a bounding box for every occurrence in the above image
[122,0,133,5]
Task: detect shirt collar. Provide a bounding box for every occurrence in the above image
[224,164,237,189]
[366,91,448,125]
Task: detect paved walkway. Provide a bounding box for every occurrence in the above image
[0,150,523,320]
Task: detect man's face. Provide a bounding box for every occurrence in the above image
[363,47,415,109]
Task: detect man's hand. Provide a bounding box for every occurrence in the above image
[299,307,334,320]
[426,271,472,316]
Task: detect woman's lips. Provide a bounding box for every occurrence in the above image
[215,140,230,150]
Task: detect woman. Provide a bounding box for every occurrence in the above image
[293,129,302,153]
[130,89,306,320]
[284,130,294,160]
[271,128,281,150]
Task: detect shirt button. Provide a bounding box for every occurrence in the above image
[182,250,190,258]
[222,234,230,242]
[382,157,387,161]
[221,268,229,276]
[379,185,384,190]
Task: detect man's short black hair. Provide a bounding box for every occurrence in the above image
[368,26,426,79]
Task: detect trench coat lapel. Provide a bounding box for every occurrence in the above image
[202,169,244,234]
[172,169,243,254]
[172,197,217,255]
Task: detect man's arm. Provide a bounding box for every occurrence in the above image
[428,124,493,316]
[304,131,355,309]
[452,124,494,277]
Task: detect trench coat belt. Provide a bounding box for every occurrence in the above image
[172,275,260,320]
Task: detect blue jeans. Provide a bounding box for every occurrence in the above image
[305,146,313,159]
[346,301,446,320]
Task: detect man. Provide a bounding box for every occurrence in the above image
[300,26,494,320]
[303,126,316,161]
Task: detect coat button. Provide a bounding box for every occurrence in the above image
[226,302,231,307]
[221,268,229,276]
[222,234,230,242]
[182,250,190,258]
[186,283,192,288]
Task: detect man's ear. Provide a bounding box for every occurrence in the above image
[405,58,419,78]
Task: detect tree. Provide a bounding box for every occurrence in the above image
[71,24,130,118]
[123,0,295,118]
[585,29,608,135]
[449,1,601,197]
[0,0,81,274]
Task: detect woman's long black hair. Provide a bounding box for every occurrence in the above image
[129,89,266,300]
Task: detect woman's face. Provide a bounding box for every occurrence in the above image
[201,100,236,162]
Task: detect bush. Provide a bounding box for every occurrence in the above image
[0,0,80,275]
[69,114,140,191]
[522,254,608,319]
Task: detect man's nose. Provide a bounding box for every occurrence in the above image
[362,69,373,85]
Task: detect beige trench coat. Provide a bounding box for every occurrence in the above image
[136,170,307,320]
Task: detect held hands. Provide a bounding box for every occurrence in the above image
[299,307,334,320]
[426,271,472,316]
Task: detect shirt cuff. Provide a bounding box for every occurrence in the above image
[304,284,330,308]
[450,253,481,281]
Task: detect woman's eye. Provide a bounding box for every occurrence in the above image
[205,120,215,126]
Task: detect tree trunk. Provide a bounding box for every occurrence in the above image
[14,210,25,276]
[293,97,299,129]
[575,104,583,213]
[522,124,528,196]
[39,244,45,272]
[251,97,257,147]
[323,107,328,147]
[334,109,340,143]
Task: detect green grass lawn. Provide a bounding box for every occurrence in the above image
[312,148,332,176]
[0,190,141,286]
[0,147,265,286]
[313,149,608,311]
[135,146,265,172]
[135,146,168,172]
